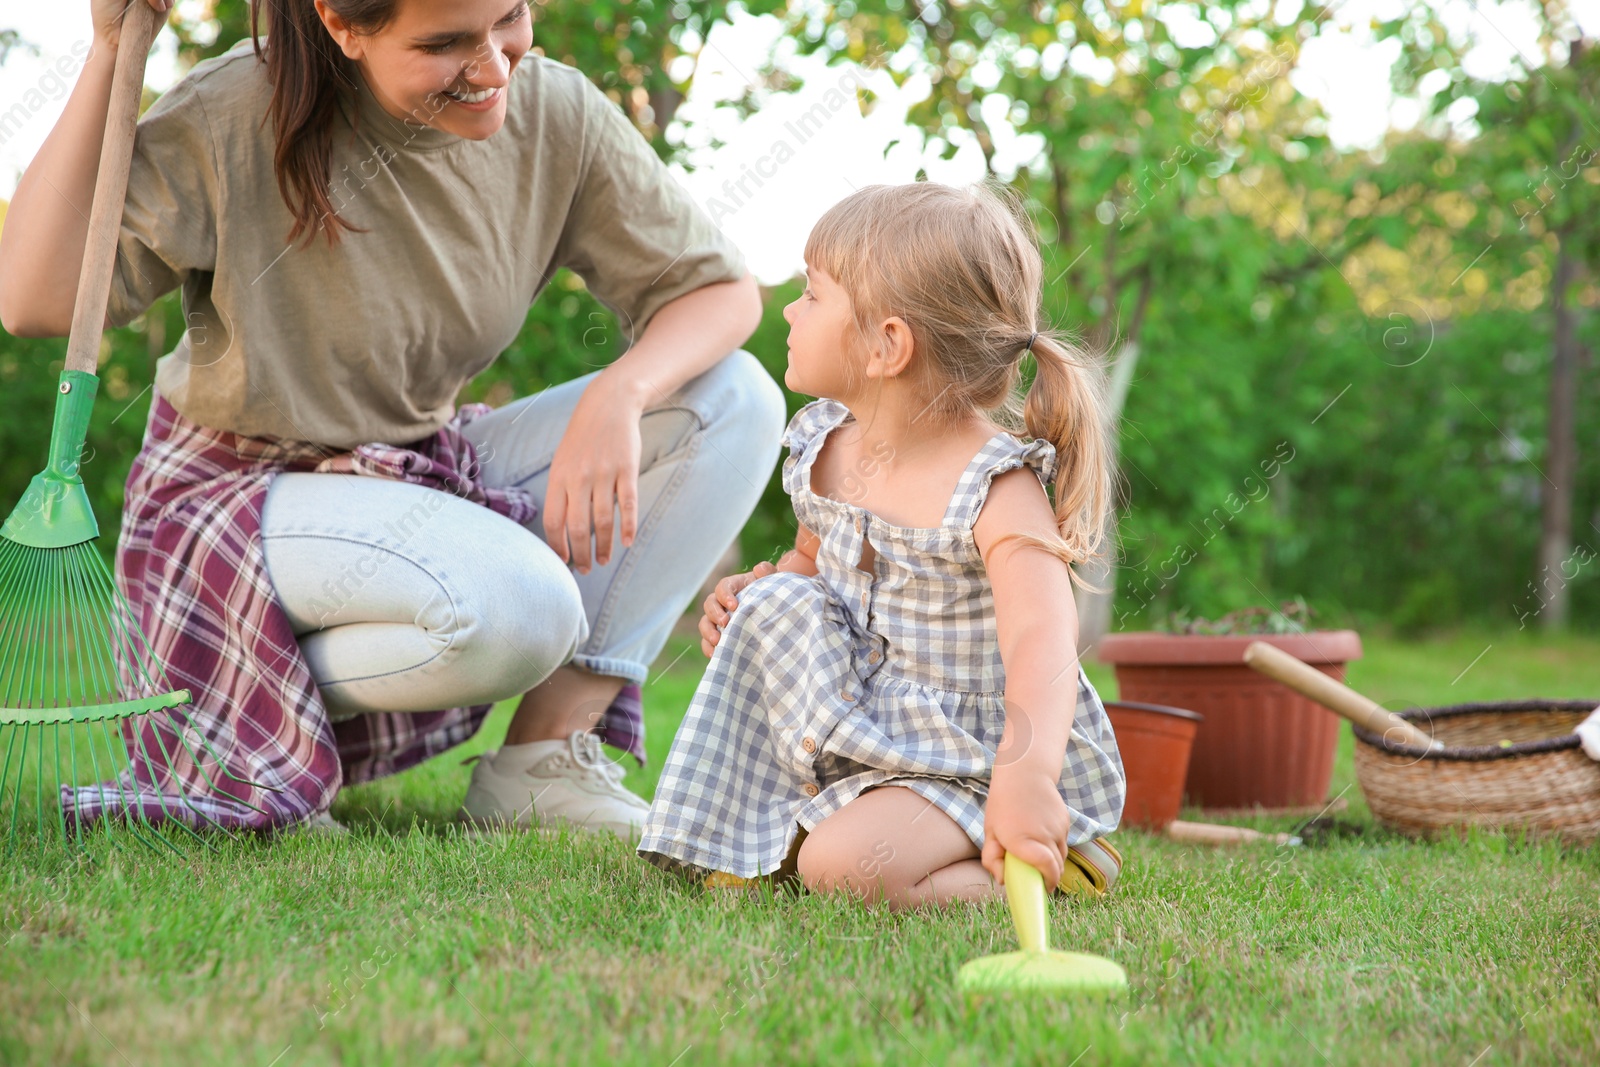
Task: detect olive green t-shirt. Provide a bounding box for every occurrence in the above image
[108,38,745,448]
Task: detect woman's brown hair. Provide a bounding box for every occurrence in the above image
[250,0,399,249]
[803,181,1117,592]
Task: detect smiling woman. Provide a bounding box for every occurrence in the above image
[0,0,781,838]
[261,0,538,248]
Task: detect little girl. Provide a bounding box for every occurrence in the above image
[637,182,1125,909]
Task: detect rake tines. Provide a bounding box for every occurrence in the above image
[0,534,282,854]
[0,536,187,851]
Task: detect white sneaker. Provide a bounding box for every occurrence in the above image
[287,811,348,835]
[459,731,650,842]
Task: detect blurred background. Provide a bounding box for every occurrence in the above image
[1,0,1597,644]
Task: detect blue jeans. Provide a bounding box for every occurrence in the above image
[259,351,785,720]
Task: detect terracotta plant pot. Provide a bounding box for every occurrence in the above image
[1104,701,1202,829]
[1098,631,1363,811]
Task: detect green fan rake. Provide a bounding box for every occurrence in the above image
[0,2,267,854]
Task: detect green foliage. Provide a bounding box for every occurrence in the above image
[772,0,1599,631]
[782,0,1342,350]
[3,1,1597,634]
[1113,286,1600,630]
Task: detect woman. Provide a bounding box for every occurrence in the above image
[0,0,784,838]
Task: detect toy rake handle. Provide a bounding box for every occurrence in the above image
[65,2,162,375]
[1243,641,1439,750]
[1003,853,1050,955]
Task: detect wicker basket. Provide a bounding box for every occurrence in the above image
[1352,699,1600,844]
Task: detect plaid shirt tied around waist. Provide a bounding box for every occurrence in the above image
[63,395,645,832]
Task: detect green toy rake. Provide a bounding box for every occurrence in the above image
[0,3,263,852]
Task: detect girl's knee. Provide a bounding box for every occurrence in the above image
[726,570,823,629]
[794,832,859,899]
[795,822,910,904]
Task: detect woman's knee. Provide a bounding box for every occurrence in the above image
[446,534,587,694]
[692,350,787,451]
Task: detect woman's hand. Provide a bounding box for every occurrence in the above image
[94,0,171,51]
[980,768,1071,892]
[542,371,645,574]
[698,561,778,656]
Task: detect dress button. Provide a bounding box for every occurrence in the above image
[867,651,881,664]
[853,516,862,532]
[841,691,856,702]
[801,782,820,797]
[802,737,817,753]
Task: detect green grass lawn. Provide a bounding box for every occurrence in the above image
[4,625,1598,1066]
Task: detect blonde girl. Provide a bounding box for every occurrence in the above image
[637,182,1125,909]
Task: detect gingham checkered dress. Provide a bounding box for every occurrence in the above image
[638,399,1125,880]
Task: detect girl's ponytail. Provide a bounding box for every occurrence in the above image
[251,0,395,249]
[803,181,1117,591]
[1020,330,1115,593]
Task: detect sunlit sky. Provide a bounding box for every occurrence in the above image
[1,0,1593,283]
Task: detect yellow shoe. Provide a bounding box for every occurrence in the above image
[1055,836,1123,898]
[704,870,757,890]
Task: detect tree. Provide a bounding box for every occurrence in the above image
[1378,4,1599,630]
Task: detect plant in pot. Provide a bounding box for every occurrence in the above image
[1099,599,1362,812]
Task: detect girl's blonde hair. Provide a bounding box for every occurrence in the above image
[804,181,1114,590]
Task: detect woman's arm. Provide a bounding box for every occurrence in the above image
[0,0,170,337]
[972,468,1081,891]
[600,272,764,408]
[541,273,764,573]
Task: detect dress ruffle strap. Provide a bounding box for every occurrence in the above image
[779,399,850,497]
[947,433,1059,530]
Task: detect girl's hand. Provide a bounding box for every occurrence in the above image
[543,373,644,574]
[698,561,778,656]
[93,0,171,52]
[981,769,1071,892]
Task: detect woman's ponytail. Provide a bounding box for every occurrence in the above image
[251,0,395,249]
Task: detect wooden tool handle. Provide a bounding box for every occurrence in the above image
[1243,641,1438,750]
[64,4,162,375]
[1167,820,1293,846]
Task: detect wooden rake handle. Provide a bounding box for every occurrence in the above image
[1243,641,1439,750]
[64,2,163,375]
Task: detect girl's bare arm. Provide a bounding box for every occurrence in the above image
[972,468,1080,890]
[776,523,822,576]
